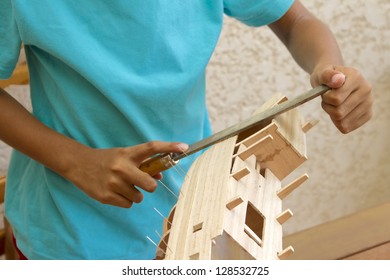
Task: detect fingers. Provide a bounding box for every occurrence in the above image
[124,140,188,190]
[126,166,158,192]
[101,195,134,208]
[106,141,187,205]
[321,76,357,108]
[129,141,189,164]
[93,169,145,208]
[311,64,346,88]
[72,141,187,208]
[318,67,373,133]
[107,152,157,193]
[322,91,373,133]
[113,184,144,208]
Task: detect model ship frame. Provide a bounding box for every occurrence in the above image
[155,94,316,260]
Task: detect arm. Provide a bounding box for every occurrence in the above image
[0,88,187,207]
[269,0,373,133]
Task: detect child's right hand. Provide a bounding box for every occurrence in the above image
[65,141,189,208]
[1,88,189,208]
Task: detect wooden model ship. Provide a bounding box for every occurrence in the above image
[155,94,316,260]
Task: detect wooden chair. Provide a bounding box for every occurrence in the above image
[0,59,29,259]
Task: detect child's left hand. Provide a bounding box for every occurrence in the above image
[310,64,373,133]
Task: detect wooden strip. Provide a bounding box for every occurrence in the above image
[276,209,293,225]
[284,202,390,260]
[277,174,308,200]
[236,94,285,143]
[235,135,273,161]
[302,120,319,133]
[163,137,238,259]
[235,123,278,148]
[244,225,262,247]
[273,108,306,159]
[193,222,203,233]
[231,167,250,181]
[226,196,244,211]
[278,246,294,260]
[276,96,288,105]
[341,242,390,260]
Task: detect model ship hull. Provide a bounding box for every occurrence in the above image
[156,95,314,260]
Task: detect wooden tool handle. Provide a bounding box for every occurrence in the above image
[139,153,178,176]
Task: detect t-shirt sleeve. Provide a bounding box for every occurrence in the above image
[0,0,22,79]
[223,0,295,27]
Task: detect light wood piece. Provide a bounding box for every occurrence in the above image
[155,95,315,260]
[342,242,390,260]
[231,167,250,181]
[276,209,293,225]
[277,174,309,200]
[283,202,390,260]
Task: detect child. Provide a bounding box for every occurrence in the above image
[0,0,372,259]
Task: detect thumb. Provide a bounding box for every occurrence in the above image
[311,66,346,89]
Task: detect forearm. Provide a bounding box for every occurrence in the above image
[269,1,344,74]
[270,1,372,134]
[287,19,343,73]
[0,87,190,207]
[0,87,89,177]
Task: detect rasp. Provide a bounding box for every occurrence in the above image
[140,85,330,176]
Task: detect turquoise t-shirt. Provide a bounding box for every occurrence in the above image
[0,0,294,259]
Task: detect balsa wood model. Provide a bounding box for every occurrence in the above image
[154,95,315,260]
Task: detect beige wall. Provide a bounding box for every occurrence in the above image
[1,0,389,235]
[207,0,390,234]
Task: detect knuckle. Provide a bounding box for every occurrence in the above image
[329,95,344,106]
[99,193,114,205]
[365,81,373,93]
[321,101,327,111]
[344,66,358,78]
[123,201,133,208]
[332,108,346,121]
[337,121,351,134]
[349,67,359,76]
[132,193,143,204]
[109,159,127,174]
[143,181,158,193]
[106,177,119,189]
[110,162,122,173]
[117,147,129,157]
[145,141,160,153]
[323,91,344,106]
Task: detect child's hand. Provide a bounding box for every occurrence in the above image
[310,64,373,133]
[66,141,189,208]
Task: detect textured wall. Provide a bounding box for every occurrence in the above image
[1,0,389,236]
[207,0,390,234]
